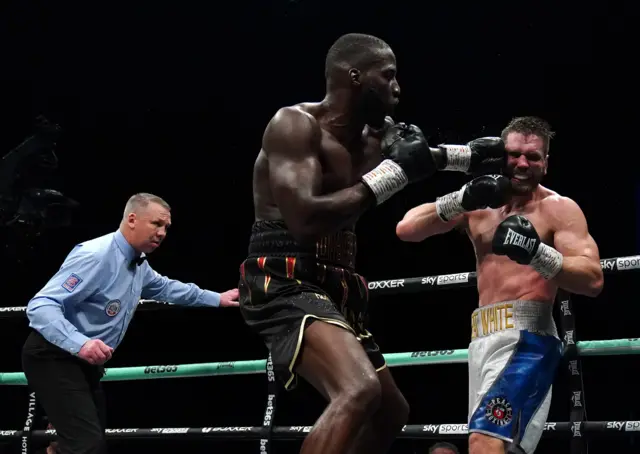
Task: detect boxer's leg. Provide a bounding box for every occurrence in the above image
[339,275,408,454]
[295,320,382,454]
[469,335,506,454]
[346,366,409,454]
[469,433,507,454]
[468,331,562,454]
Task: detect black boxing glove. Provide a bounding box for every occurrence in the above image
[491,215,564,280]
[361,123,437,205]
[435,174,511,221]
[435,137,506,176]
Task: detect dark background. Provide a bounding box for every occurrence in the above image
[1,1,638,453]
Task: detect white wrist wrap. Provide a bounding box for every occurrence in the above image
[361,159,409,205]
[441,145,471,172]
[530,243,564,280]
[435,187,466,222]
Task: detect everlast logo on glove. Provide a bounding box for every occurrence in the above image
[492,214,564,280]
[502,228,536,254]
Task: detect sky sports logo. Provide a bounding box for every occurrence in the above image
[616,257,640,271]
[600,257,640,271]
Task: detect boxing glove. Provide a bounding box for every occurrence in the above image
[491,215,564,279]
[435,174,511,222]
[361,123,437,205]
[437,137,506,176]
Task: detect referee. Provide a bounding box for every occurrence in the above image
[22,193,239,454]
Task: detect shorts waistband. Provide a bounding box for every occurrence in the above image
[247,220,357,269]
[471,300,558,340]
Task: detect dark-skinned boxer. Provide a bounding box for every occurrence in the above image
[238,33,506,454]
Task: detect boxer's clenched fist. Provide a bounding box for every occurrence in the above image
[466,137,507,176]
[491,215,564,280]
[459,174,511,211]
[492,215,542,264]
[435,174,511,222]
[381,122,438,183]
[78,339,113,365]
[361,123,437,205]
[439,137,506,176]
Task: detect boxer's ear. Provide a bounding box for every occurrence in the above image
[349,68,361,86]
[544,153,550,175]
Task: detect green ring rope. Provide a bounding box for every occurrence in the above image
[0,337,636,386]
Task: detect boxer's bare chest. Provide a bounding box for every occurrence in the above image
[252,126,382,221]
[468,194,560,306]
[318,129,382,194]
[467,200,555,257]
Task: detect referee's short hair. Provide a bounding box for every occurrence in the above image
[428,442,460,454]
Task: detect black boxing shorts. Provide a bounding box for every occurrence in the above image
[238,220,385,390]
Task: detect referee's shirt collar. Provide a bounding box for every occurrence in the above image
[114,229,145,263]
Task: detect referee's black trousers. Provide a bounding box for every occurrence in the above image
[22,330,107,454]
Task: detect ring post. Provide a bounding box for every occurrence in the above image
[21,391,37,454]
[259,353,277,454]
[557,290,588,454]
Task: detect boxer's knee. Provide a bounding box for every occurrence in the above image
[375,368,409,431]
[469,432,506,454]
[337,374,382,418]
[384,388,409,430]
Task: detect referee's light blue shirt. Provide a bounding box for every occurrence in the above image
[26,230,221,355]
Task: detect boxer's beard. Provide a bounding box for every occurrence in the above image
[506,167,541,194]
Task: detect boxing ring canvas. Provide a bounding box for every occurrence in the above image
[0,255,639,453]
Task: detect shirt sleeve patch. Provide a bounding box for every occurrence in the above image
[61,273,83,293]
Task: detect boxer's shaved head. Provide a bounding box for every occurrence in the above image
[501,116,555,156]
[123,193,170,219]
[325,33,392,80]
[324,33,399,128]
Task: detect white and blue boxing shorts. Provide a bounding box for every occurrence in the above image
[468,300,563,453]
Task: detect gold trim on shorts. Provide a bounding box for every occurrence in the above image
[284,315,357,390]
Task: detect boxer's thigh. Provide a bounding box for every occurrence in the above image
[239,257,358,390]
[520,386,553,454]
[344,271,384,371]
[295,319,380,401]
[469,331,562,448]
[270,290,360,391]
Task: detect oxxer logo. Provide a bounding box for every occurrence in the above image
[368,279,404,290]
[485,397,512,426]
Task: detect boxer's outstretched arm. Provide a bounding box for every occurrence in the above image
[551,197,603,297]
[265,107,374,242]
[396,202,465,242]
[397,175,509,242]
